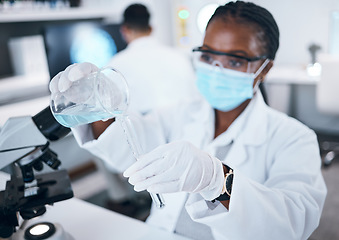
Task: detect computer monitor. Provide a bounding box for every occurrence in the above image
[43,21,127,79]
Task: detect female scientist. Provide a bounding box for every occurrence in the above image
[50,1,327,239]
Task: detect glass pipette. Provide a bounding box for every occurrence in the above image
[117,115,165,209]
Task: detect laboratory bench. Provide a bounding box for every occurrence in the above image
[14,198,189,240]
[0,172,190,240]
[264,65,339,135]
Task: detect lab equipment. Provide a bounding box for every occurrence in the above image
[50,67,129,127]
[119,116,165,208]
[0,107,74,239]
[50,65,165,208]
[307,43,322,77]
[192,46,267,73]
[12,222,74,240]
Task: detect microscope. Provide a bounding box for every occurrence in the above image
[0,106,74,239]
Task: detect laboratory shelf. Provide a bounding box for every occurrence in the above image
[0,7,118,22]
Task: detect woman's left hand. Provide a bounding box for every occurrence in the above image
[123,140,225,201]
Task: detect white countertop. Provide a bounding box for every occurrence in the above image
[266,65,320,85]
[0,172,190,240]
[20,198,189,240]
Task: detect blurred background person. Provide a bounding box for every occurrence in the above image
[107,3,198,114]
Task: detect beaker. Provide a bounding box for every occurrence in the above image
[50,66,165,209]
[50,67,129,128]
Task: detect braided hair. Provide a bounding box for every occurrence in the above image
[207,1,280,60]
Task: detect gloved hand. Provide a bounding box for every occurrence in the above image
[49,62,100,104]
[49,62,99,93]
[123,140,225,201]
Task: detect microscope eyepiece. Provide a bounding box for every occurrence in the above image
[32,107,71,141]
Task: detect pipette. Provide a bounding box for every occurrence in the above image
[118,115,165,209]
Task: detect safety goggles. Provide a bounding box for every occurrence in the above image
[192,46,268,73]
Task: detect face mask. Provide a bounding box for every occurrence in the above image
[195,60,269,112]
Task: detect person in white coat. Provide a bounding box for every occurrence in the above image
[107,3,198,114]
[50,1,327,239]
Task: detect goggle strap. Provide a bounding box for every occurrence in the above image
[253,59,270,78]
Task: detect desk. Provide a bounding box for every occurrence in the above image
[265,66,319,116]
[264,66,318,117]
[266,66,319,85]
[0,172,190,240]
[265,66,339,135]
[18,198,190,240]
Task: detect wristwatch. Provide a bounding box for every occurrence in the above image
[215,164,233,201]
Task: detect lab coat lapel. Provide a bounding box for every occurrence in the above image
[224,93,269,167]
[181,98,214,148]
[223,139,248,167]
[241,93,268,146]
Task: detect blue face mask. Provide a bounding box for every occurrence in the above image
[195,60,269,112]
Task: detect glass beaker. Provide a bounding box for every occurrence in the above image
[50,67,129,128]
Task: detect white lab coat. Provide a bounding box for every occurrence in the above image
[106,36,199,114]
[72,92,327,240]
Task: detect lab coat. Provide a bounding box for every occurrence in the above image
[72,92,327,240]
[106,36,199,114]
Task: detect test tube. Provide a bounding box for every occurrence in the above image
[118,115,165,209]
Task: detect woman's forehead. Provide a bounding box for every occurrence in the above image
[203,19,262,56]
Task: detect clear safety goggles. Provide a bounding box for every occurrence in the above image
[192,46,268,73]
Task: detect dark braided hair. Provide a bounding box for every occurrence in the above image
[207,1,280,60]
[122,4,151,32]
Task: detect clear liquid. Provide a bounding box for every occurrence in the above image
[54,105,122,128]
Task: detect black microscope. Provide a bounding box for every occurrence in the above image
[0,107,74,239]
